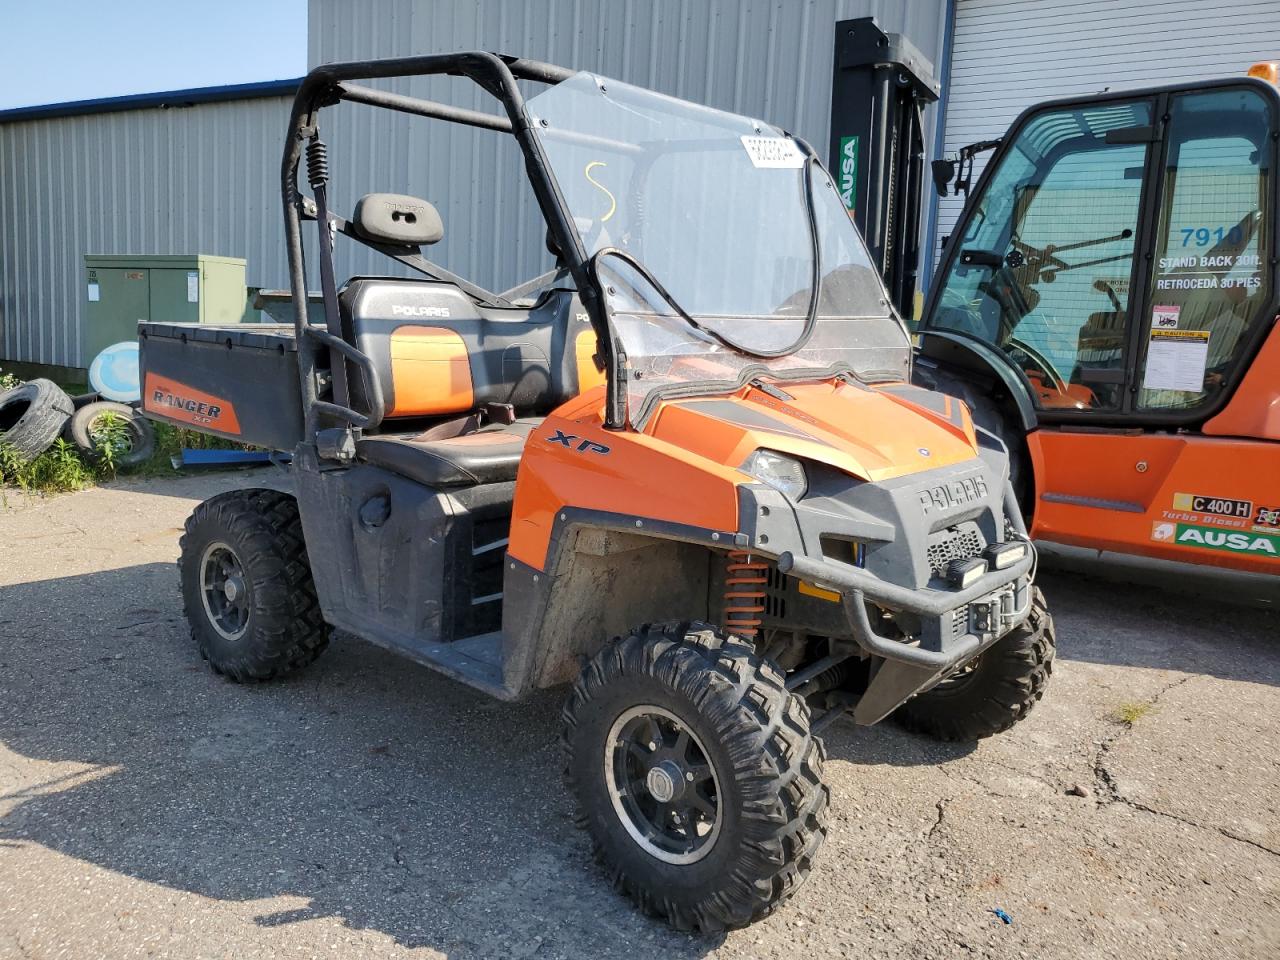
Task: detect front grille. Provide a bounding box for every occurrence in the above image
[926,525,983,577]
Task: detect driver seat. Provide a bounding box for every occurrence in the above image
[358,418,540,487]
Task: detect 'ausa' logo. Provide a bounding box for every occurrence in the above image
[918,476,988,515]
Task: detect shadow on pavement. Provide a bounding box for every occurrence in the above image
[2,552,1276,956]
[1034,549,1280,685]
[0,563,719,959]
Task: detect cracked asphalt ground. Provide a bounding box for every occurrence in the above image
[1,474,1278,960]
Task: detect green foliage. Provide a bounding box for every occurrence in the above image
[132,421,248,478]
[0,438,99,495]
[2,413,255,497]
[87,410,132,476]
[1,366,259,497]
[1112,700,1154,725]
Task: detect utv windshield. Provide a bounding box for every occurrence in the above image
[526,72,910,426]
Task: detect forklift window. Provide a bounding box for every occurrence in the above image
[930,99,1153,411]
[1138,87,1273,412]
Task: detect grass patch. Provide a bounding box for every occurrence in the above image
[1111,700,1154,725]
[0,438,100,495]
[2,412,255,499]
[135,421,248,478]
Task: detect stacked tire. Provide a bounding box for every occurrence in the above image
[0,379,74,461]
[66,400,156,469]
[0,379,155,469]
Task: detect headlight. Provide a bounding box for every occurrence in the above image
[741,449,807,500]
[945,557,988,589]
[983,541,1028,570]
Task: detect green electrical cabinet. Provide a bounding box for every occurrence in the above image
[83,254,247,366]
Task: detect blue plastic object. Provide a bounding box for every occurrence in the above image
[88,341,141,402]
[991,908,1013,925]
[172,448,277,469]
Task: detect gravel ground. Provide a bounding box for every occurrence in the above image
[0,473,1277,959]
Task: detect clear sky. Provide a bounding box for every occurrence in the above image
[0,0,308,110]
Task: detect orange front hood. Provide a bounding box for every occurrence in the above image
[647,379,979,483]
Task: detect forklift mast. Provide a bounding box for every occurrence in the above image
[828,17,940,320]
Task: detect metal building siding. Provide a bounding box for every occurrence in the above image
[306,0,947,293]
[0,96,293,368]
[934,0,1280,258]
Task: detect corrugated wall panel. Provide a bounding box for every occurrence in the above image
[935,0,1280,260]
[306,0,947,294]
[0,96,294,368]
[1,2,948,368]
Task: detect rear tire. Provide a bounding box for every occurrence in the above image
[894,587,1054,741]
[179,489,329,681]
[0,379,74,461]
[562,621,829,932]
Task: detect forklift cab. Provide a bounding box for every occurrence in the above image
[922,78,1276,421]
[916,73,1280,572]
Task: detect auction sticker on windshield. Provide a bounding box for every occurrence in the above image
[741,135,805,169]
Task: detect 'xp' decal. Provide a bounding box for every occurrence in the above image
[548,430,610,455]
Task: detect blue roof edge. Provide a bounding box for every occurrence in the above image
[0,77,303,124]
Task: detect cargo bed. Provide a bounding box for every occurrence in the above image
[138,322,306,451]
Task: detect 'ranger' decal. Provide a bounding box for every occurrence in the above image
[144,373,241,434]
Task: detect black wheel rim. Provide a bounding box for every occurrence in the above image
[199,541,250,641]
[604,705,722,865]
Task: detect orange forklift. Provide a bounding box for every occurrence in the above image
[907,64,1280,574]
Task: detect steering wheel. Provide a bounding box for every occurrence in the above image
[1007,336,1067,395]
[1009,237,1069,280]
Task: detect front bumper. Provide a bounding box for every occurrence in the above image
[779,548,1036,726]
[777,547,1034,673]
[740,453,1037,725]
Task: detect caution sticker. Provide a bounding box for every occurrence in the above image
[1151,304,1180,329]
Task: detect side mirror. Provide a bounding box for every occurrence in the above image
[352,193,444,246]
[931,159,956,197]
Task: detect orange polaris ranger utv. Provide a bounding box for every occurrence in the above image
[916,67,1280,573]
[140,53,1054,931]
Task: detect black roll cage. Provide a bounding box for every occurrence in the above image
[280,51,628,442]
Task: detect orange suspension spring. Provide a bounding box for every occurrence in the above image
[724,550,770,640]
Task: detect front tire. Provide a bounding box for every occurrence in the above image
[179,489,329,681]
[894,587,1055,741]
[562,621,829,932]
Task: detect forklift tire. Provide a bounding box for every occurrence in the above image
[893,587,1054,742]
[562,621,829,933]
[915,364,1031,514]
[178,488,329,682]
[0,379,74,462]
[968,392,1032,517]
